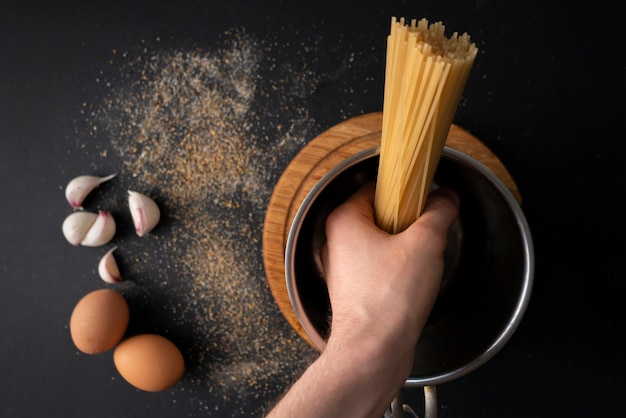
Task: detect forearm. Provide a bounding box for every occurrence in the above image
[267,336,408,418]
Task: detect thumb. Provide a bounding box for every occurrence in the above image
[401,187,459,254]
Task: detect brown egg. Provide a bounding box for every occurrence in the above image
[113,334,184,392]
[69,289,129,354]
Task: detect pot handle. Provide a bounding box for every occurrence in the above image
[385,386,438,418]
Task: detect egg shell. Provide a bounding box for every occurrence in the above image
[113,334,184,392]
[69,289,129,354]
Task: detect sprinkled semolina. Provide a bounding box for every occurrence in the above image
[79,29,324,415]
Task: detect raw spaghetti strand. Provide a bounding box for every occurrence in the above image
[374,17,478,233]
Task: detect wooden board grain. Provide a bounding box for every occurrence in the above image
[262,112,520,347]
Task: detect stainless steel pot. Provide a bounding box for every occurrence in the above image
[285,146,534,417]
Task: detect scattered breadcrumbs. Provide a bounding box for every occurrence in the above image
[77,29,329,416]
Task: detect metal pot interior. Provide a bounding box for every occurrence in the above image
[286,147,534,387]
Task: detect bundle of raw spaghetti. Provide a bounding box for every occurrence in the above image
[374,17,478,233]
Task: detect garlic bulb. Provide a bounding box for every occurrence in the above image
[98,246,122,284]
[65,174,116,209]
[62,210,116,247]
[128,191,160,237]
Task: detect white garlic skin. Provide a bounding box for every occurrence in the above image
[62,210,116,247]
[98,246,122,284]
[81,211,116,247]
[65,174,116,210]
[128,191,160,237]
[62,211,98,246]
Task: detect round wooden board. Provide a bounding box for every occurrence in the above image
[262,112,521,347]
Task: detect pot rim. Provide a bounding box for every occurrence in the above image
[285,146,535,387]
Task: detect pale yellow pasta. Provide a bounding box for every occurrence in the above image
[375,17,478,233]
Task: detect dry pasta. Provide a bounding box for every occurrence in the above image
[374,17,478,233]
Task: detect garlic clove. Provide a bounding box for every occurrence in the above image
[98,246,122,284]
[128,191,160,237]
[62,211,98,246]
[65,173,117,210]
[80,210,116,247]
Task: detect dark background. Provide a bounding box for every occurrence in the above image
[1,1,624,417]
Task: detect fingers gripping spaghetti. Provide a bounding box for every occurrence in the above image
[375,17,478,233]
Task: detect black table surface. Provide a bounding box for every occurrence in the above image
[1,1,624,417]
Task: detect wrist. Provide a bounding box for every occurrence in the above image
[328,302,420,374]
[268,333,405,418]
[324,325,414,407]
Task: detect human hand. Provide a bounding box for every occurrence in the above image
[267,184,458,418]
[320,183,459,391]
